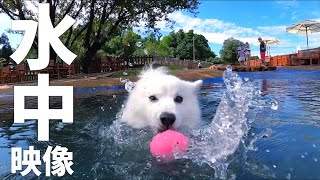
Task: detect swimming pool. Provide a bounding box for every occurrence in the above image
[0,68,320,179]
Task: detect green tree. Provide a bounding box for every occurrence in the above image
[208,57,223,64]
[220,37,244,63]
[102,29,142,57]
[0,33,9,45]
[0,33,12,66]
[251,55,259,60]
[122,30,141,57]
[79,0,199,73]
[0,0,86,62]
[171,29,216,60]
[1,0,199,73]
[159,35,174,57]
[104,36,124,57]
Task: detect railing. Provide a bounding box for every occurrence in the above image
[249,47,320,67]
[153,57,209,69]
[88,56,154,73]
[0,60,78,84]
[297,48,320,65]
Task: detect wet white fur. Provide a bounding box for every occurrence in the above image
[121,67,202,131]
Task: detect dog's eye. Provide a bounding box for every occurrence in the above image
[174,96,183,103]
[149,96,158,102]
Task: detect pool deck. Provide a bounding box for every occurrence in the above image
[0,69,223,95]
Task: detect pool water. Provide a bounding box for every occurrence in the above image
[0,68,320,179]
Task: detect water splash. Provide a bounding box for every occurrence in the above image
[185,67,277,179]
[120,78,136,92]
[108,67,278,179]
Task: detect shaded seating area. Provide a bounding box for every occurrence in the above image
[0,60,78,84]
[296,47,320,65]
[0,56,153,84]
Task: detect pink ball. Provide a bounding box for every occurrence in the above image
[150,130,189,161]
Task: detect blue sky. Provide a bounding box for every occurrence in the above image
[1,1,320,57]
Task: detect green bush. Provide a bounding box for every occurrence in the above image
[0,58,7,68]
[208,57,224,64]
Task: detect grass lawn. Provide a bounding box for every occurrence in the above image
[111,65,184,78]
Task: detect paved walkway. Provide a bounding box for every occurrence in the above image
[0,69,223,95]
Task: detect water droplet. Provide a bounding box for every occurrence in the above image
[129,63,133,67]
[313,144,316,148]
[266,149,270,153]
[314,158,318,162]
[144,49,148,55]
[301,155,305,158]
[100,106,105,111]
[120,78,128,83]
[109,107,112,110]
[244,77,249,81]
[262,134,269,138]
[226,65,232,72]
[123,72,128,76]
[289,168,293,171]
[147,162,152,168]
[271,100,278,110]
[182,169,186,173]
[273,165,276,168]
[125,81,136,92]
[113,95,116,98]
[55,122,64,131]
[286,173,291,180]
[136,41,142,47]
[121,104,125,108]
[156,156,161,162]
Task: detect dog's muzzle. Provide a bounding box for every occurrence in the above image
[160,112,176,128]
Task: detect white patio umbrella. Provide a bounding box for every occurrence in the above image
[286,19,320,49]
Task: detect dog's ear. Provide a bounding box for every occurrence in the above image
[192,80,203,93]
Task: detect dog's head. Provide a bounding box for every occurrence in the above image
[121,67,202,132]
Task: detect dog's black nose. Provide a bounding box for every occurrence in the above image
[160,112,176,127]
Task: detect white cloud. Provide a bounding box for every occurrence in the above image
[145,11,320,55]
[154,11,263,45]
[275,1,299,9]
[257,25,287,35]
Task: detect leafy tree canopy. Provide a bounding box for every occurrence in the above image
[220,37,244,63]
[0,0,199,73]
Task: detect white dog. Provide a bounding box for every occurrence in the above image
[120,67,202,132]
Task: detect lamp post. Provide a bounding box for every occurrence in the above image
[193,36,195,61]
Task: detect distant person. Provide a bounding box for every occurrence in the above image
[258,37,266,65]
[198,62,202,69]
[244,42,251,66]
[237,45,245,66]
